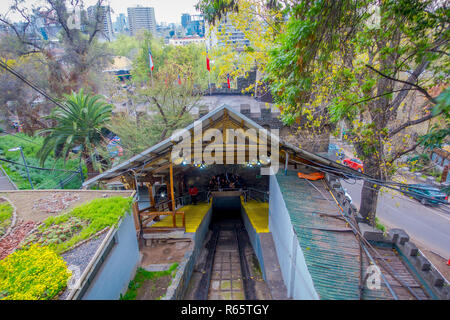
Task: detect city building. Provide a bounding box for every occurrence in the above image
[181,14,205,37]
[28,9,61,41]
[169,36,205,46]
[207,15,250,50]
[127,6,157,36]
[181,13,191,29]
[114,13,129,34]
[87,5,114,41]
[186,15,205,37]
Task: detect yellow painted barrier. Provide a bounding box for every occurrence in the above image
[150,202,211,233]
[241,200,269,233]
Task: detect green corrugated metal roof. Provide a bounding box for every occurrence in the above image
[277,171,362,300]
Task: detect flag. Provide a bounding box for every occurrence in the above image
[206,51,210,72]
[178,74,181,85]
[148,49,154,71]
[227,74,231,89]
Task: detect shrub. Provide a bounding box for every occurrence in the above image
[375,217,386,232]
[21,216,88,248]
[36,196,133,253]
[0,244,71,300]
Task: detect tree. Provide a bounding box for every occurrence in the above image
[198,0,283,95]
[107,64,202,160]
[197,0,449,225]
[0,54,53,134]
[37,89,112,174]
[0,0,113,96]
[265,0,449,224]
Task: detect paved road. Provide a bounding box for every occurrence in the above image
[341,179,450,259]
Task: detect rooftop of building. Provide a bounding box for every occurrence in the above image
[276,170,432,300]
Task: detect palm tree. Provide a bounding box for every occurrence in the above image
[37,89,112,175]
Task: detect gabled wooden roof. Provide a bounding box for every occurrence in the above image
[83,104,358,188]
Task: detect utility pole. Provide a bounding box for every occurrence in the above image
[9,146,33,189]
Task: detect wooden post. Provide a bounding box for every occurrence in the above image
[147,182,155,208]
[169,161,176,227]
[131,202,141,237]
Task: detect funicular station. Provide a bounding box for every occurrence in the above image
[83,105,445,300]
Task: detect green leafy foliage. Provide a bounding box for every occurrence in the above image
[0,201,13,237]
[21,216,88,248]
[0,133,85,189]
[375,217,386,233]
[128,30,209,90]
[31,196,133,253]
[37,89,113,174]
[419,89,450,150]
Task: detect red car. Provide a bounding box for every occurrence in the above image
[343,158,364,172]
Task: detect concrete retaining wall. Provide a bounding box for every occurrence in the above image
[81,213,140,300]
[163,206,213,300]
[240,205,265,279]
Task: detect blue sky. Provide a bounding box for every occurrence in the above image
[0,0,201,24]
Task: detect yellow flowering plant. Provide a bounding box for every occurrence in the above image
[0,244,71,300]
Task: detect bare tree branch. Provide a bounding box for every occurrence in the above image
[388,103,438,138]
[365,64,437,104]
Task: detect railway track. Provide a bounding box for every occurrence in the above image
[194,219,257,300]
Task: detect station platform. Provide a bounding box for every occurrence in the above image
[148,197,269,234]
[149,202,212,233]
[241,199,269,233]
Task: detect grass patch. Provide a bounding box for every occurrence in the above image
[120,263,179,300]
[0,201,13,237]
[25,196,133,253]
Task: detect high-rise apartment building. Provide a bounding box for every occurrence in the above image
[114,13,129,34]
[87,5,114,41]
[181,13,191,29]
[127,6,157,36]
[207,15,249,50]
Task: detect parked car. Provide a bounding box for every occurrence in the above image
[328,144,345,161]
[343,158,364,172]
[400,184,447,206]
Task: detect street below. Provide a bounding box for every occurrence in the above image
[341,179,450,260]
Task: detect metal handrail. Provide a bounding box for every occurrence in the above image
[0,164,18,190]
[247,187,269,202]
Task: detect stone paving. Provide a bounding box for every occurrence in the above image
[208,226,245,300]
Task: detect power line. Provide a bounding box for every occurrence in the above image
[293,157,450,205]
[2,56,445,198]
[0,157,79,172]
[0,59,156,173]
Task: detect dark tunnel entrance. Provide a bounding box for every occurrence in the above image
[183,190,272,300]
[210,191,242,222]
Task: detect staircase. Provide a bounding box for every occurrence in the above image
[0,166,17,190]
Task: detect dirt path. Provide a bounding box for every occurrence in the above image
[136,275,172,300]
